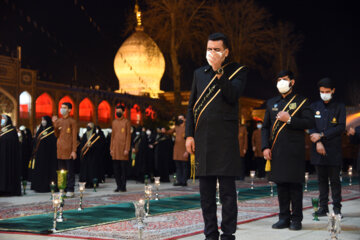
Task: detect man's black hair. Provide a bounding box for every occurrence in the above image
[317,77,334,89]
[62,102,72,109]
[208,32,230,50]
[277,70,295,80]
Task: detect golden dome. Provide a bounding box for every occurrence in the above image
[114,19,165,98]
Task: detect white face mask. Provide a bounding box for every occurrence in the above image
[41,120,47,127]
[1,118,6,127]
[60,108,68,116]
[277,79,292,94]
[320,92,332,102]
[257,124,262,129]
[146,130,151,136]
[206,51,223,66]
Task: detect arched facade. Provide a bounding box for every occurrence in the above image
[35,92,54,119]
[98,100,111,123]
[79,98,94,122]
[0,87,17,125]
[19,91,32,119]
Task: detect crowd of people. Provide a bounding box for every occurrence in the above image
[1,31,360,240]
[0,103,192,197]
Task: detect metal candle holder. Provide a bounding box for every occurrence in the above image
[93,178,98,192]
[154,177,160,200]
[57,189,65,222]
[250,170,256,189]
[22,180,27,195]
[144,185,152,216]
[56,169,67,222]
[348,166,352,186]
[327,212,341,240]
[78,182,86,211]
[304,172,309,192]
[133,199,146,240]
[312,197,320,221]
[51,193,61,232]
[269,181,274,197]
[216,179,221,205]
[50,181,56,200]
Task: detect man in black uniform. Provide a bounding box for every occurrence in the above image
[309,78,345,216]
[185,32,247,240]
[261,70,314,230]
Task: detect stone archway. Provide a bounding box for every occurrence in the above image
[0,87,17,125]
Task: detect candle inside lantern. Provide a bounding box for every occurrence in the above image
[250,171,256,178]
[305,172,309,180]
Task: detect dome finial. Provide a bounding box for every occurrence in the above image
[134,0,144,31]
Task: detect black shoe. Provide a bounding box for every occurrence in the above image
[205,237,218,240]
[114,188,120,192]
[333,208,343,218]
[289,221,302,231]
[182,182,188,187]
[272,219,290,229]
[312,207,328,217]
[120,188,127,192]
[173,183,182,186]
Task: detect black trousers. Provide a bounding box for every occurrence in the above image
[254,157,265,178]
[58,159,75,192]
[276,182,303,223]
[175,161,188,184]
[200,176,237,240]
[315,165,342,210]
[113,161,128,191]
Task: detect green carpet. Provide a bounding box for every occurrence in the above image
[0,177,357,234]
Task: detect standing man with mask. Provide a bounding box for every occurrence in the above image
[185,32,247,240]
[110,104,131,192]
[261,70,314,231]
[309,78,345,216]
[53,102,78,197]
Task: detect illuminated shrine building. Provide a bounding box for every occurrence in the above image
[113,3,165,98]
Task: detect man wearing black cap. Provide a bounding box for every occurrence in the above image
[110,104,131,192]
[309,78,346,216]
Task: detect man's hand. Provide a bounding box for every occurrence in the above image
[316,142,326,156]
[252,146,256,151]
[124,150,129,156]
[347,127,355,136]
[208,51,225,73]
[276,111,290,123]
[183,151,189,159]
[70,151,77,160]
[52,115,58,123]
[263,148,272,160]
[310,133,321,143]
[185,137,195,154]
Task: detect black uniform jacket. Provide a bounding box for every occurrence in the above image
[309,100,346,166]
[261,92,315,183]
[185,62,247,176]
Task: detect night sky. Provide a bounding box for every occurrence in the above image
[0,0,358,105]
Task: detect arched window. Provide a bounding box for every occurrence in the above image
[98,100,111,123]
[35,93,53,119]
[19,91,31,119]
[79,98,94,122]
[58,96,75,117]
[130,104,142,125]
